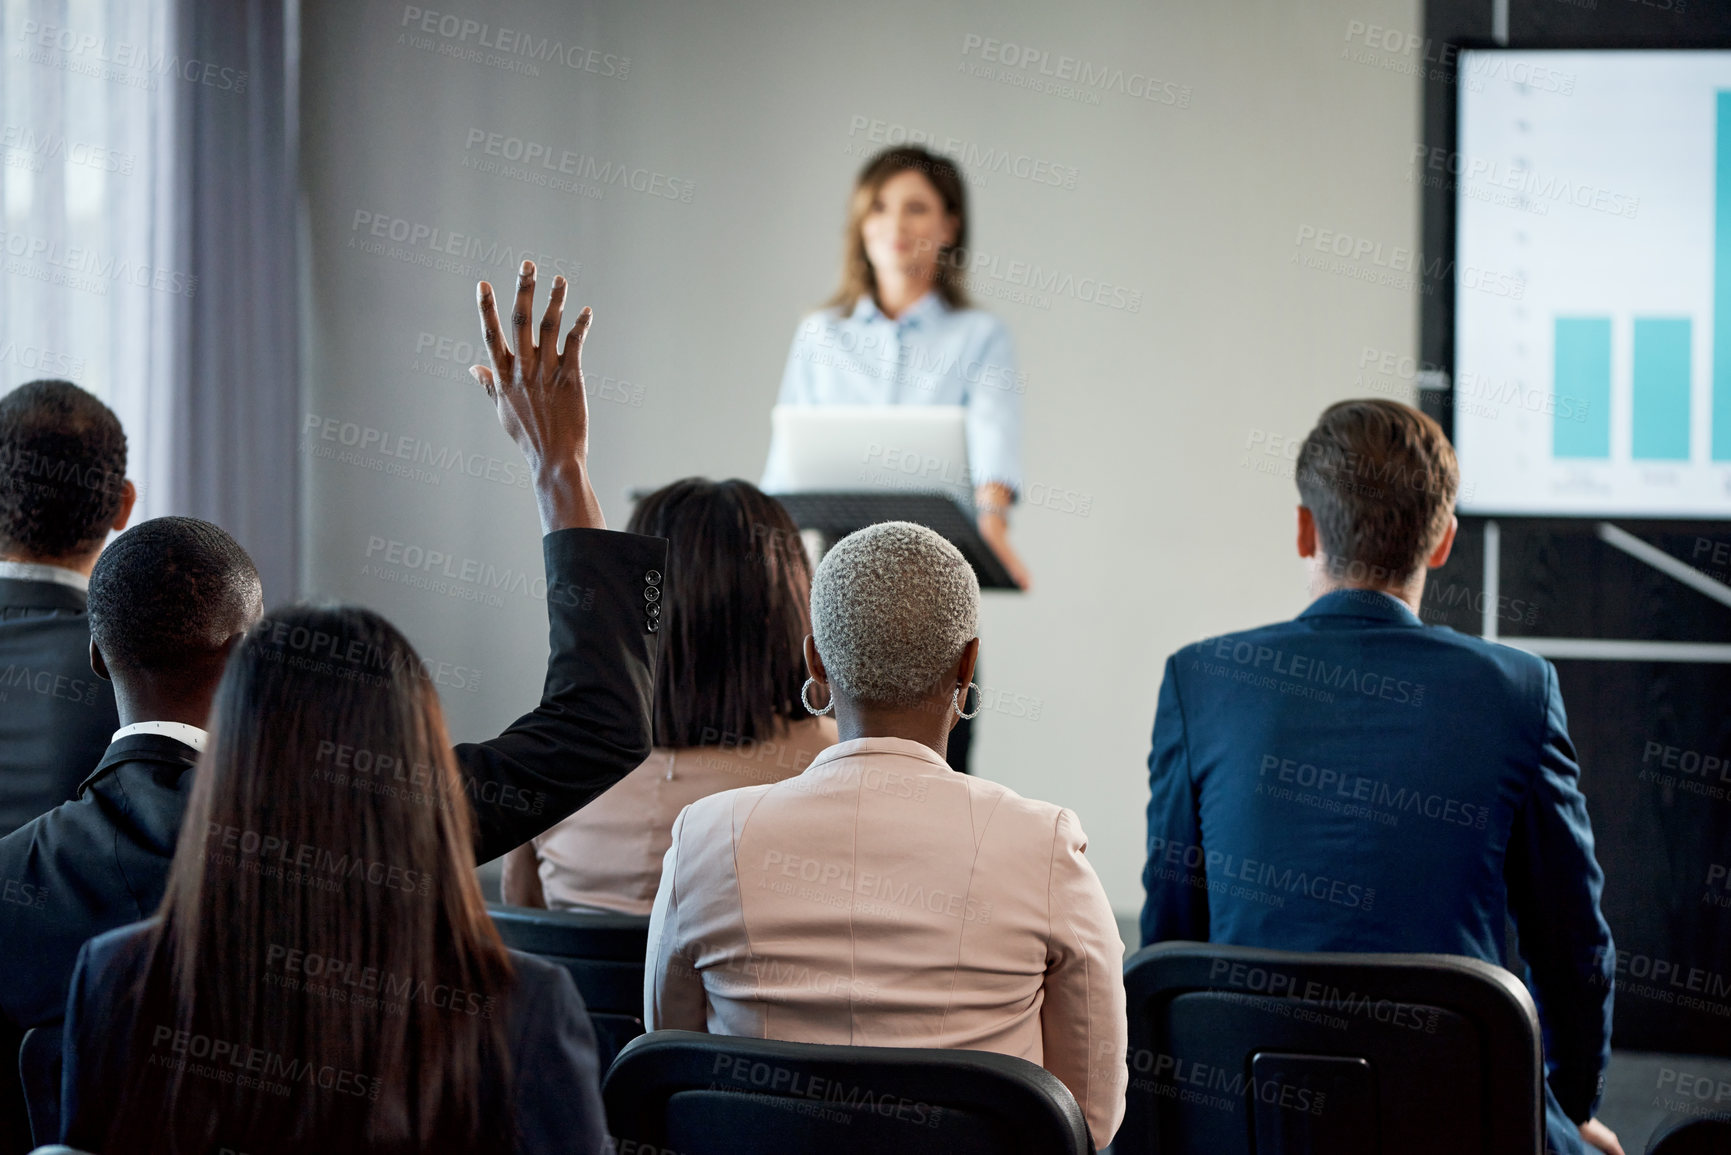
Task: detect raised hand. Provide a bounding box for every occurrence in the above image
[472,259,606,532]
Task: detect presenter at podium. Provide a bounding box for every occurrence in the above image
[761,145,1030,591]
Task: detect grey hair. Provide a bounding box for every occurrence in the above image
[810,521,979,708]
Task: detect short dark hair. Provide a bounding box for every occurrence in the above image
[1295,399,1459,584]
[88,516,261,673]
[0,380,128,559]
[625,479,812,748]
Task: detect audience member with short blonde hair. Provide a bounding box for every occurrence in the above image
[645,521,1127,1149]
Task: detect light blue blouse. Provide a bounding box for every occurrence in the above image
[761,292,1024,495]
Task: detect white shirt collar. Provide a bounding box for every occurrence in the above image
[112,721,209,752]
[0,560,89,591]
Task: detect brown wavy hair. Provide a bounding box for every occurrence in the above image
[826,146,970,314]
[101,604,516,1155]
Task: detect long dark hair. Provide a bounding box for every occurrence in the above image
[103,605,515,1155]
[826,146,971,314]
[626,479,812,748]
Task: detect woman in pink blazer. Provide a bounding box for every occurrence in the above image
[644,521,1126,1149]
[503,478,837,914]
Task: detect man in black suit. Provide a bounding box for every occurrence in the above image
[0,264,666,1148]
[0,381,135,837]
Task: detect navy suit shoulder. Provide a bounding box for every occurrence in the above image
[1178,605,1553,684]
[1172,601,1554,746]
[61,925,610,1154]
[0,578,119,837]
[0,735,195,1031]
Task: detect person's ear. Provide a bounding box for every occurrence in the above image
[113,480,137,534]
[90,639,110,682]
[803,634,827,684]
[1296,506,1318,559]
[1426,515,1459,570]
[955,637,980,691]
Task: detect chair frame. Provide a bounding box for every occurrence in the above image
[1120,941,1545,1154]
[603,1028,1093,1155]
[487,902,650,1069]
[18,1024,61,1148]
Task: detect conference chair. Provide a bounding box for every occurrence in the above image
[16,1027,60,1148]
[1646,1114,1731,1154]
[603,1030,1092,1155]
[1117,941,1543,1154]
[486,903,650,1070]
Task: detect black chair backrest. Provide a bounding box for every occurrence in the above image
[18,1025,62,1147]
[487,903,650,1070]
[604,1030,1092,1155]
[1119,942,1543,1155]
[1647,1115,1731,1154]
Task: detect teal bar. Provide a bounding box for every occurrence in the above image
[1716,92,1731,460]
[1632,318,1692,460]
[1554,317,1611,459]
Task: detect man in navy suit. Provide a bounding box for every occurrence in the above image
[1141,400,1620,1155]
[0,381,133,837]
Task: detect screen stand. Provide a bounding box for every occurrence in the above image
[1484,519,1731,663]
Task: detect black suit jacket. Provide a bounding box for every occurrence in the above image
[0,578,119,837]
[0,527,666,1033]
[61,920,610,1153]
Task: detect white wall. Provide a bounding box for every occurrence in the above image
[300,0,1422,914]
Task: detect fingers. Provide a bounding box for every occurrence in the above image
[512,260,538,365]
[468,365,497,399]
[538,276,567,381]
[476,281,511,381]
[559,306,593,379]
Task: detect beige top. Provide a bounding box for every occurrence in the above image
[644,735,1127,1148]
[527,716,837,916]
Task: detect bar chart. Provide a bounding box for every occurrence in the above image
[1455,51,1731,517]
[1552,316,1693,462]
[1632,318,1691,461]
[1552,318,1610,459]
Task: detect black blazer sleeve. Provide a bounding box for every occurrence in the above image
[456,527,667,864]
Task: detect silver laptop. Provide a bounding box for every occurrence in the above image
[763,405,972,505]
